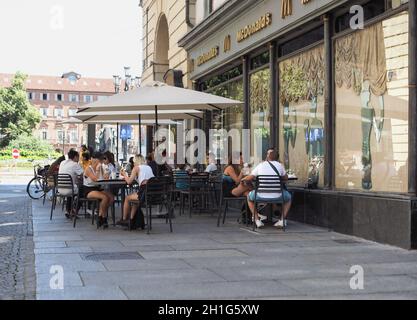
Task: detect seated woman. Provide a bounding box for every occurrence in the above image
[118,154,155,228]
[83,152,115,229]
[223,153,251,198]
[146,153,158,177]
[103,151,117,178]
[103,151,120,196]
[125,157,135,176]
[81,152,92,172]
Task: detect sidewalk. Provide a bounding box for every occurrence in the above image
[32,198,417,300]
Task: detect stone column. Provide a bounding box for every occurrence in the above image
[324,14,334,189]
[409,1,417,195]
[269,41,278,151]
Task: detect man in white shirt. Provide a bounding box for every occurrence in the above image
[243,148,292,229]
[58,149,84,217]
[205,152,218,173]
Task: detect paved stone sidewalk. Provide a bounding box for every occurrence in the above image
[0,185,36,300]
[32,197,417,300]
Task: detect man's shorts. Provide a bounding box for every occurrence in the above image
[248,190,292,203]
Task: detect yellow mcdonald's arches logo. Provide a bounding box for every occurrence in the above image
[281,0,292,18]
[224,35,231,53]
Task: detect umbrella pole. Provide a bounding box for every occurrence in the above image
[138,114,142,155]
[155,105,158,128]
[154,105,158,150]
[116,123,119,164]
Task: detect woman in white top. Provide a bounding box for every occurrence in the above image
[83,152,115,228]
[118,154,155,226]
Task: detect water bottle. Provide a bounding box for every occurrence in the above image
[243,163,249,176]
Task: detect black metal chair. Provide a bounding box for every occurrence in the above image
[128,176,173,234]
[179,173,210,217]
[73,181,102,229]
[44,173,55,206]
[251,175,286,231]
[217,176,249,227]
[172,171,189,214]
[208,171,221,210]
[50,174,76,221]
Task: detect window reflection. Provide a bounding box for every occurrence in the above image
[250,68,270,165]
[335,12,409,192]
[279,45,325,188]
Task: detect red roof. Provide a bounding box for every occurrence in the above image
[0,73,116,93]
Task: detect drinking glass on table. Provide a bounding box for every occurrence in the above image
[242,163,250,177]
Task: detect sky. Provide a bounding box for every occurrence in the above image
[0,0,143,79]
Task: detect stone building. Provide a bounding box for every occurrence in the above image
[140,0,228,88]
[0,72,115,154]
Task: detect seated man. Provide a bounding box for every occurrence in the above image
[243,148,292,229]
[58,149,84,218]
[205,152,218,173]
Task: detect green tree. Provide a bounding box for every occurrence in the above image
[0,135,61,160]
[0,72,41,147]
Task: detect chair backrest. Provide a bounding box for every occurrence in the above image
[145,176,171,204]
[254,175,283,196]
[56,174,75,196]
[209,171,223,190]
[189,173,209,189]
[173,171,189,190]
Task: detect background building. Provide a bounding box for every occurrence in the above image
[0,72,115,154]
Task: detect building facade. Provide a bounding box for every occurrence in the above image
[0,72,115,154]
[140,0,228,87]
[177,0,416,249]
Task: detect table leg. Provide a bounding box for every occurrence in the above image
[121,185,126,221]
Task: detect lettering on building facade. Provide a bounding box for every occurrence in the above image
[237,13,272,43]
[197,46,219,66]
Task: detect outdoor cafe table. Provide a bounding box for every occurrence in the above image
[90,179,128,222]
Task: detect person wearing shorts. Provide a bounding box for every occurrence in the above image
[243,148,292,229]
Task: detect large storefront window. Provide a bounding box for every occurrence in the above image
[335,12,409,193]
[250,68,270,165]
[207,79,243,158]
[279,45,325,187]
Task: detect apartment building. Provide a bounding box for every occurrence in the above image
[0,72,115,154]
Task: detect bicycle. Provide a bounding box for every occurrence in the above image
[26,161,52,201]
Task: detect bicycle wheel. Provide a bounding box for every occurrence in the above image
[27,177,46,200]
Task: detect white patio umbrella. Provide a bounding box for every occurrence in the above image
[76,81,243,128]
[73,109,203,122]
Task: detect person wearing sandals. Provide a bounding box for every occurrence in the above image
[118,154,155,229]
[223,152,252,198]
[83,152,115,229]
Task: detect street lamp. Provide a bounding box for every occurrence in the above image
[113,75,121,93]
[135,76,141,88]
[124,66,131,91]
[112,68,142,162]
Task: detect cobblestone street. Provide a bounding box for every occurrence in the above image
[0,183,36,300]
